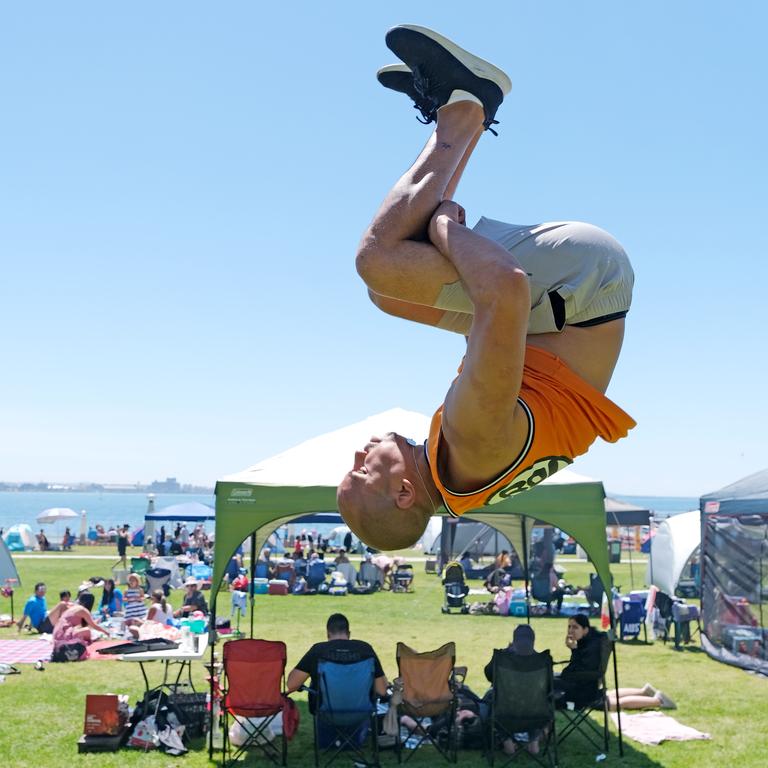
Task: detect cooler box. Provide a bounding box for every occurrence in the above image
[268,579,289,596]
[84,694,128,736]
[509,600,527,617]
[253,578,269,595]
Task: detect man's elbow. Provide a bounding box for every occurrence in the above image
[355,238,381,289]
[473,267,530,311]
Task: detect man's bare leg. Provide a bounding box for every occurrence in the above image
[356,100,485,306]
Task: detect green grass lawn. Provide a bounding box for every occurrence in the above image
[1,550,766,767]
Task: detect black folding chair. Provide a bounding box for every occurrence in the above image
[310,657,379,768]
[556,634,612,754]
[487,649,558,768]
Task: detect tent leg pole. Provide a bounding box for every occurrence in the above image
[522,519,530,625]
[208,611,216,760]
[611,635,624,756]
[249,532,256,639]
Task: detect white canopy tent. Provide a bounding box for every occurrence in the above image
[646,510,701,595]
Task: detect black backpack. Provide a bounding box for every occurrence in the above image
[51,642,86,662]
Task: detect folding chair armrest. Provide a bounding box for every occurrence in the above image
[451,665,468,687]
[559,670,600,683]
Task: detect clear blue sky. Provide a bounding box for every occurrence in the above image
[1,3,765,496]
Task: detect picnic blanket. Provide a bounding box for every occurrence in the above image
[83,639,125,660]
[611,711,711,745]
[0,638,53,664]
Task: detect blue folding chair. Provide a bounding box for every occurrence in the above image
[312,658,379,768]
[307,561,328,591]
[254,562,270,580]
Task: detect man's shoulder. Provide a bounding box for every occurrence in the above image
[315,639,378,662]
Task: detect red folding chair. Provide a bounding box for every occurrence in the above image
[221,639,290,766]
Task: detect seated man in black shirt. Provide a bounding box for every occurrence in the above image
[287,613,388,748]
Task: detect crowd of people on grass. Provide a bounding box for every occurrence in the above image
[284,612,676,757]
[16,573,210,660]
[222,544,409,598]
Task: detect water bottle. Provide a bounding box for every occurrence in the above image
[181,624,191,652]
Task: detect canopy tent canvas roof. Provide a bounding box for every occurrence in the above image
[646,510,701,595]
[145,502,216,522]
[700,467,768,515]
[604,497,651,526]
[212,408,614,607]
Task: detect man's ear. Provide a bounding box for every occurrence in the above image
[395,479,416,510]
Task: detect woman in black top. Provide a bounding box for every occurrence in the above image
[554,615,605,706]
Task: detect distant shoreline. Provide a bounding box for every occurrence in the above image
[0,485,214,494]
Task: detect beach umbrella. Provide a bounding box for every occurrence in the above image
[36,507,79,546]
[36,508,79,524]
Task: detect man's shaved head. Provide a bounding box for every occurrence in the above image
[336,431,438,551]
[337,486,431,551]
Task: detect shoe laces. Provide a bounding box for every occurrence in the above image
[412,68,500,135]
[411,69,439,124]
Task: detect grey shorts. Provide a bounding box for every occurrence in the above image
[434,218,634,335]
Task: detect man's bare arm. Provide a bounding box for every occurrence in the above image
[428,202,531,487]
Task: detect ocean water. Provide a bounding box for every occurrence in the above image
[0,490,699,538]
[0,491,215,536]
[614,495,699,518]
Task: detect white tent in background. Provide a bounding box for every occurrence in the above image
[226,408,432,488]
[419,516,443,553]
[647,510,701,595]
[2,524,36,551]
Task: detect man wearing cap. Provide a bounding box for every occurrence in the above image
[175,577,209,617]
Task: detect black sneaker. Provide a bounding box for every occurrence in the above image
[377,63,438,124]
[385,24,511,131]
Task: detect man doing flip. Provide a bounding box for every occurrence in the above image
[338,25,635,550]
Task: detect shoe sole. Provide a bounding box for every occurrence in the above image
[377,63,417,97]
[385,25,511,96]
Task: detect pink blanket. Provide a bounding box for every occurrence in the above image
[611,711,711,745]
[0,638,52,664]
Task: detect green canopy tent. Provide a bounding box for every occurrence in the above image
[209,407,623,756]
[212,408,614,607]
